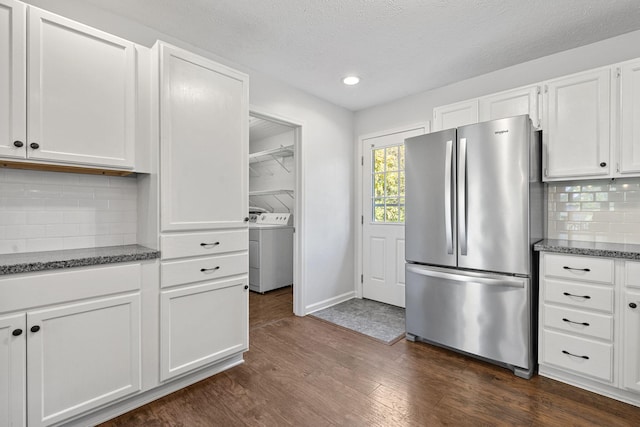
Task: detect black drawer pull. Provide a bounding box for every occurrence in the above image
[563,266,591,272]
[200,266,220,272]
[30,325,40,333]
[630,302,638,309]
[562,318,590,327]
[562,350,589,360]
[200,242,220,247]
[12,329,23,336]
[563,292,591,299]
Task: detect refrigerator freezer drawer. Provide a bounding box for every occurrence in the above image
[406,264,532,371]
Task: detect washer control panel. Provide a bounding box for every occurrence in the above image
[256,213,293,225]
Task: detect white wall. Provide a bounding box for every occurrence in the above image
[20,0,356,313]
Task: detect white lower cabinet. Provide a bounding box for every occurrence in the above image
[0,264,143,427]
[160,278,248,381]
[27,294,141,427]
[539,253,640,406]
[0,313,26,427]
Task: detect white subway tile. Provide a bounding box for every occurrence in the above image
[78,223,110,236]
[63,211,96,224]
[28,211,63,225]
[0,183,25,197]
[45,198,79,211]
[25,238,63,252]
[95,235,124,247]
[0,211,27,225]
[0,239,27,254]
[5,225,47,239]
[62,185,95,199]
[46,224,80,238]
[78,199,109,210]
[123,233,137,244]
[77,175,110,187]
[63,236,97,249]
[24,184,63,198]
[3,198,45,210]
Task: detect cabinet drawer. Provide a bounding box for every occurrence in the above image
[544,278,613,313]
[626,261,640,289]
[161,230,248,260]
[544,254,613,284]
[544,305,613,341]
[0,263,141,314]
[161,253,247,288]
[542,329,613,382]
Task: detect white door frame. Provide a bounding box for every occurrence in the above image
[249,105,306,316]
[355,122,430,299]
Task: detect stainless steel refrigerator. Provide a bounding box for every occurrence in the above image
[404,115,543,378]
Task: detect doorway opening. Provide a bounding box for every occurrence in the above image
[248,108,304,316]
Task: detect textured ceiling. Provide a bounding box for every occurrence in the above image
[79,0,640,111]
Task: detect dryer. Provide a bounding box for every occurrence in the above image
[249,213,293,293]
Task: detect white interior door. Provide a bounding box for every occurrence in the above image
[362,127,426,307]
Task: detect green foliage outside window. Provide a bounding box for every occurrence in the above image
[372,144,405,223]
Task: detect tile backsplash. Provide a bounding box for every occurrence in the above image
[547,177,640,244]
[0,168,137,254]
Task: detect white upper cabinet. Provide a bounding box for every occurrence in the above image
[26,7,136,169]
[543,68,611,181]
[0,0,26,159]
[432,99,478,131]
[478,85,541,128]
[158,42,248,231]
[619,59,640,175]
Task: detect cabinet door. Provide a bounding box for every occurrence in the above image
[479,85,540,128]
[0,0,25,159]
[432,99,478,131]
[619,60,640,175]
[623,290,640,393]
[543,68,611,180]
[27,7,135,169]
[0,313,26,427]
[27,294,141,427]
[159,43,248,231]
[160,278,248,381]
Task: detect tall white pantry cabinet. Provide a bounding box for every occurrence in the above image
[153,42,250,382]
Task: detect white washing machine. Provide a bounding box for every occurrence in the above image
[249,213,294,293]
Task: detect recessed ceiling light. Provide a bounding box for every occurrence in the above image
[343,76,360,85]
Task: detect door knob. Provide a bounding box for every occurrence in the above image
[630,302,638,309]
[30,142,40,150]
[30,325,40,333]
[13,140,23,148]
[12,329,23,336]
[599,162,607,168]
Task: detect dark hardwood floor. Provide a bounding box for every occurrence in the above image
[101,287,640,426]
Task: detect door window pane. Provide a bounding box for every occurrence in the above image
[371,144,405,223]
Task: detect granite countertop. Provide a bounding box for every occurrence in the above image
[0,245,160,276]
[534,239,640,260]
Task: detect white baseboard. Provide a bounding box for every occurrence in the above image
[59,354,244,427]
[305,290,355,315]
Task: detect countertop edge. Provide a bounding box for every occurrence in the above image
[534,240,640,260]
[0,246,160,276]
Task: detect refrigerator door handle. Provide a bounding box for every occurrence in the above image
[444,139,454,254]
[458,138,468,255]
[406,264,525,288]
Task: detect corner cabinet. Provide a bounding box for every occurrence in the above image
[542,67,611,180]
[0,0,136,169]
[157,42,249,231]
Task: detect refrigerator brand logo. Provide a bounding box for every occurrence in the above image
[495,129,509,135]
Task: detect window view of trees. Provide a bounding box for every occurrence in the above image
[372,144,405,223]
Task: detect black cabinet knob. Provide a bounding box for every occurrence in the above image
[630,302,638,309]
[13,140,23,148]
[599,162,607,167]
[12,329,23,336]
[30,325,40,333]
[30,142,40,150]
[244,285,249,290]
[244,217,249,222]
